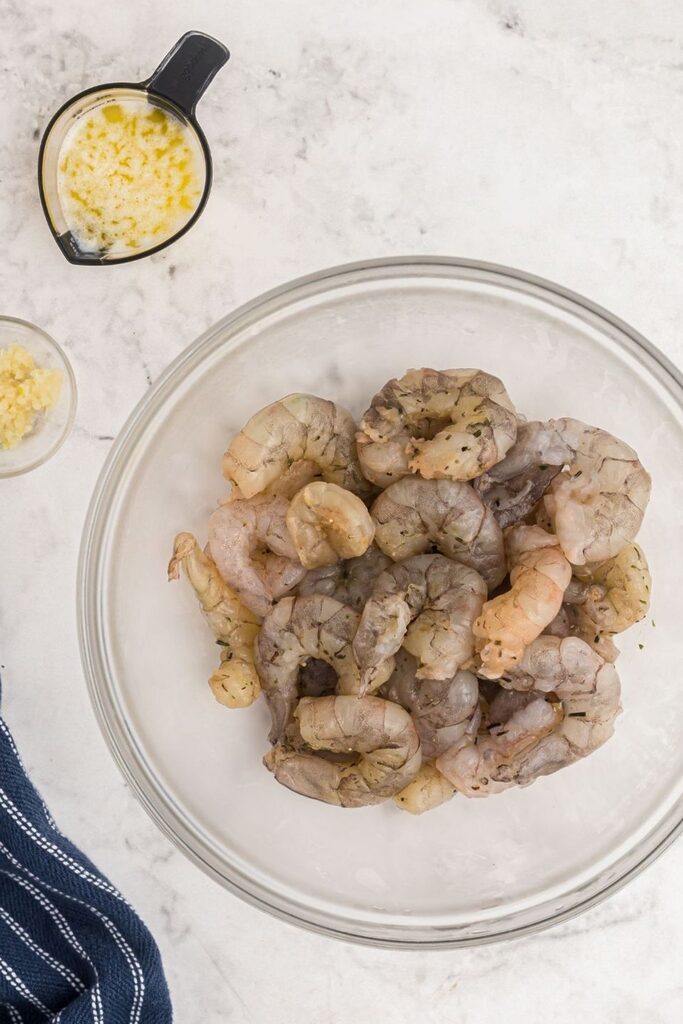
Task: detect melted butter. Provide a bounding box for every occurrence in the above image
[57,97,204,255]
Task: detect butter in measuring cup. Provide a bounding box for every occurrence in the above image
[39,32,229,264]
[57,97,205,258]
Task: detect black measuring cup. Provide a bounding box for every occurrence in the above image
[38,31,229,266]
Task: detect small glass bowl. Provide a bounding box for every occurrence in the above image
[0,316,77,477]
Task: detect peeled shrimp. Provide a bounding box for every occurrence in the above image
[168,533,262,709]
[438,640,621,796]
[474,525,572,678]
[543,602,620,663]
[255,594,394,742]
[356,368,517,487]
[571,543,651,642]
[382,648,480,758]
[264,695,422,807]
[297,544,392,611]
[393,762,455,815]
[546,421,650,564]
[371,477,506,590]
[353,554,487,686]
[533,499,554,533]
[475,418,650,563]
[484,685,550,729]
[474,420,565,528]
[510,639,621,765]
[223,393,371,500]
[286,481,375,569]
[543,603,576,639]
[227,458,320,501]
[436,690,560,797]
[543,544,650,661]
[502,634,605,694]
[208,494,305,617]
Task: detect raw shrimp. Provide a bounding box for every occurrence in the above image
[438,641,621,796]
[436,689,561,797]
[475,418,651,563]
[543,602,620,663]
[353,554,487,686]
[297,544,392,611]
[542,544,649,661]
[508,644,621,774]
[533,499,554,533]
[255,594,394,742]
[477,470,563,530]
[501,635,605,694]
[356,368,518,487]
[486,688,564,760]
[286,481,375,569]
[571,543,651,642]
[588,633,620,664]
[230,458,320,501]
[264,695,422,807]
[167,533,262,709]
[382,648,480,758]
[223,457,321,503]
[371,477,506,589]
[208,494,306,617]
[553,659,621,761]
[223,393,371,500]
[474,525,572,678]
[543,603,576,639]
[474,421,566,527]
[485,686,549,728]
[393,762,455,815]
[545,420,650,564]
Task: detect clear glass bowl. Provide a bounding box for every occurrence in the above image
[0,316,76,477]
[78,257,683,947]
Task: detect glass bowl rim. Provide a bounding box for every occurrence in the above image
[0,314,77,478]
[77,255,683,948]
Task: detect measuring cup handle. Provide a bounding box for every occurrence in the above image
[146,31,229,118]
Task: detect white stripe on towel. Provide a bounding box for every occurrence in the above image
[0,843,144,1024]
[0,788,131,909]
[0,956,51,1017]
[0,903,84,992]
[1,864,102,1024]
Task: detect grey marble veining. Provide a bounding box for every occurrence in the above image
[1,1,682,1021]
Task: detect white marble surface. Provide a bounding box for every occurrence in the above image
[1,0,682,1019]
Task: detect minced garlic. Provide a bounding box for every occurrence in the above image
[57,97,204,256]
[0,344,62,449]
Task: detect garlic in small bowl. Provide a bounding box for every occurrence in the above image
[0,316,76,477]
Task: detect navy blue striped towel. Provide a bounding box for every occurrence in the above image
[0,707,172,1022]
